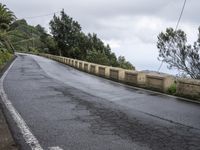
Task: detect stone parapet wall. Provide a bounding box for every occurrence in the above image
[176,79,200,100]
[39,53,175,93]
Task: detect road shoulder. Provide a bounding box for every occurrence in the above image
[0,105,18,150]
[0,55,18,150]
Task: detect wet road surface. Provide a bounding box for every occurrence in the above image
[3,54,200,150]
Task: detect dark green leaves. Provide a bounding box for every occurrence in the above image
[49,10,134,70]
[157,27,200,79]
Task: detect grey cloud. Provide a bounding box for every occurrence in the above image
[2,0,199,74]
[4,0,200,23]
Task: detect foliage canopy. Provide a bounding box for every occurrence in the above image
[49,10,134,69]
[157,27,200,79]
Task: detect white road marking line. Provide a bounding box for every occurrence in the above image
[0,58,44,150]
[49,146,63,150]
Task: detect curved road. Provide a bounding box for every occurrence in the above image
[2,54,200,150]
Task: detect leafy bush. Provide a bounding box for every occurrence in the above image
[167,83,176,95]
[0,49,13,68]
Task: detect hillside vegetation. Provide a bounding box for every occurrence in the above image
[0,3,15,68]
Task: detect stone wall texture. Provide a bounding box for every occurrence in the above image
[177,79,200,100]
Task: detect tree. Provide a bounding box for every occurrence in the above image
[49,9,81,56]
[0,3,16,31]
[0,3,16,53]
[157,27,200,79]
[86,50,110,65]
[35,24,57,53]
[10,19,27,30]
[118,56,135,70]
[86,33,120,67]
[49,9,134,70]
[76,32,89,59]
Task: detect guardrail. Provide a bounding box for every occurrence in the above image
[38,53,176,94]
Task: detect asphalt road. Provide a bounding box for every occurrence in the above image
[2,54,200,150]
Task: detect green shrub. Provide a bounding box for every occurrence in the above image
[167,83,176,95]
[0,49,13,68]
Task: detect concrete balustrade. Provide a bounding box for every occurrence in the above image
[77,60,80,68]
[59,57,62,62]
[137,72,147,87]
[60,57,64,63]
[69,59,73,66]
[68,59,71,65]
[79,61,83,70]
[71,59,74,66]
[110,69,119,80]
[39,53,176,94]
[105,67,110,78]
[146,75,163,92]
[70,59,74,67]
[177,79,200,100]
[56,56,59,61]
[146,73,174,92]
[84,63,89,72]
[98,66,106,77]
[62,57,65,63]
[124,71,138,85]
[109,68,125,81]
[124,71,146,87]
[64,58,69,64]
[90,64,96,74]
[75,60,78,68]
[93,64,100,75]
[117,68,125,81]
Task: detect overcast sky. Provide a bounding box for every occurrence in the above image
[2,0,200,74]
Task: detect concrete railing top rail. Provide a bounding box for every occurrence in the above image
[146,72,174,79]
[178,78,200,85]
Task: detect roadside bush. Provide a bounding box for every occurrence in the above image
[167,83,176,95]
[0,49,13,68]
